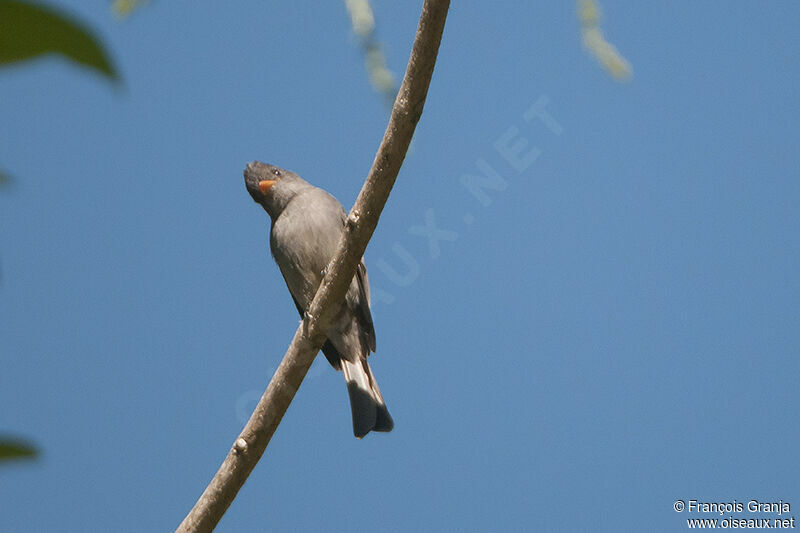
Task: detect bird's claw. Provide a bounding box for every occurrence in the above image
[347,210,361,227]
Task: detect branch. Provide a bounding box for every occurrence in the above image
[176,2,449,531]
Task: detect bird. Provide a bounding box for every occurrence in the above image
[244,161,393,438]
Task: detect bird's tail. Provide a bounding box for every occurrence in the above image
[341,358,394,438]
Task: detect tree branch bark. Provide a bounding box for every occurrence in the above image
[176,2,449,531]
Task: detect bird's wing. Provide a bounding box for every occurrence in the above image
[355,260,377,353]
[291,293,343,370]
[334,208,376,353]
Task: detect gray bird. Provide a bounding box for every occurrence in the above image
[244,161,393,438]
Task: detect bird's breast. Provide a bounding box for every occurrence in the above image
[270,196,345,307]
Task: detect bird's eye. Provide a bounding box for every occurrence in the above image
[272,168,281,178]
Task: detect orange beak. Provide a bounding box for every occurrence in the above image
[258,179,276,194]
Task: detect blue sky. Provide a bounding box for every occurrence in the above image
[2,2,799,531]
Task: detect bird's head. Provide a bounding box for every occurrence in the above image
[244,161,309,219]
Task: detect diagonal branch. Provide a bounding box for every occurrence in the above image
[176,2,449,531]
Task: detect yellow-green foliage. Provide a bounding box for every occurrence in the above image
[578,0,632,81]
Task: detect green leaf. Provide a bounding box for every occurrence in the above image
[0,438,37,462]
[0,0,118,80]
[112,0,148,19]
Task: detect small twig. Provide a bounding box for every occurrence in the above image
[176,2,449,531]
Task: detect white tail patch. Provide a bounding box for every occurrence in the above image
[342,359,371,395]
[342,359,386,406]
